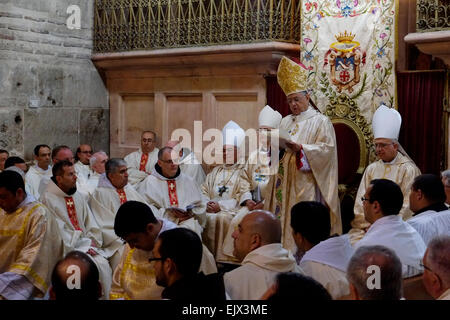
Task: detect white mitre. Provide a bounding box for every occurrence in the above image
[222,120,245,147]
[372,104,402,140]
[258,105,282,129]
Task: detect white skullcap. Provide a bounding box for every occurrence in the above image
[258,105,282,129]
[222,120,246,147]
[372,104,402,140]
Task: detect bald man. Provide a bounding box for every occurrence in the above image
[165,140,205,186]
[50,251,102,300]
[223,210,304,300]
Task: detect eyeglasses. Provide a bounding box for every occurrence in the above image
[148,257,165,263]
[420,262,432,272]
[361,196,371,202]
[374,143,394,149]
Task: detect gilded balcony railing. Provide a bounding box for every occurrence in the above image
[94,0,301,53]
[417,0,450,32]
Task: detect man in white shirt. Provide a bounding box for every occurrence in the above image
[408,174,450,245]
[422,236,450,300]
[347,245,403,300]
[124,131,159,187]
[25,144,52,199]
[290,201,353,299]
[224,210,303,300]
[77,151,108,196]
[355,179,426,278]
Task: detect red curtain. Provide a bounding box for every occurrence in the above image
[397,71,446,175]
[266,75,291,117]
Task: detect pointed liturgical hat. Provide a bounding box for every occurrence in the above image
[372,104,402,140]
[222,120,246,147]
[258,105,282,129]
[277,56,309,96]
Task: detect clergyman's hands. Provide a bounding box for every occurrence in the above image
[206,201,220,213]
[285,141,302,153]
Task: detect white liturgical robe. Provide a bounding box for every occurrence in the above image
[350,152,421,243]
[201,163,251,262]
[124,148,159,186]
[267,107,342,252]
[224,243,304,300]
[179,148,206,187]
[74,161,93,185]
[138,166,217,275]
[39,179,112,298]
[299,235,354,299]
[89,174,154,270]
[408,209,450,246]
[25,164,52,200]
[355,215,426,278]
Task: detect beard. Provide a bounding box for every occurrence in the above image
[67,186,77,195]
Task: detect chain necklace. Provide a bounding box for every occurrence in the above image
[218,166,238,197]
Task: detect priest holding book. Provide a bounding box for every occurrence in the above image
[270,56,342,252]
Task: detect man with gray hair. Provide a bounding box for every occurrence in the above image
[422,236,450,300]
[441,169,450,206]
[89,158,155,271]
[347,245,403,300]
[78,151,108,196]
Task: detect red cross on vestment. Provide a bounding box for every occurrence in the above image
[64,196,82,231]
[116,189,128,205]
[139,153,149,172]
[167,180,179,207]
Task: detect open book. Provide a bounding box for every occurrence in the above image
[277,128,296,149]
[168,200,203,214]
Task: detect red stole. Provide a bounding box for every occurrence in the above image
[167,180,179,207]
[64,196,82,231]
[139,153,149,172]
[116,189,128,204]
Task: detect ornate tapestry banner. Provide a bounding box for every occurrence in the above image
[301,0,396,123]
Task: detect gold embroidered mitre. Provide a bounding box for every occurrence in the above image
[277,56,308,96]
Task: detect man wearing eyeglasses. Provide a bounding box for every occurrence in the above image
[349,105,421,244]
[355,179,426,278]
[422,236,450,300]
[74,144,94,184]
[124,131,159,187]
[138,147,217,274]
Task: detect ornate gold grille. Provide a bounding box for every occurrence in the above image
[417,0,450,32]
[94,0,301,52]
